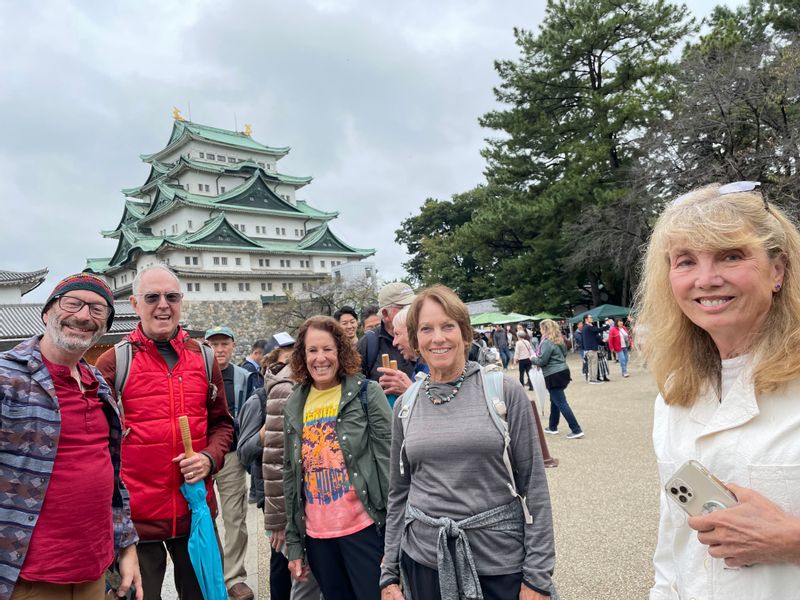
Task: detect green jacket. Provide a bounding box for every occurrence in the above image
[283,374,392,561]
[531,339,569,377]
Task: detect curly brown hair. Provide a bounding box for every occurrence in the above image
[290,316,362,386]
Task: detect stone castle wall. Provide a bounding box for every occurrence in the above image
[182,300,283,362]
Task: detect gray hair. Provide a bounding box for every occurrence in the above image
[132,264,180,295]
[393,306,410,330]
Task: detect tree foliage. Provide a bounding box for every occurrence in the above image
[396,0,800,314]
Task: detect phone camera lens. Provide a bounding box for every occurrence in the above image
[679,486,688,494]
[670,487,679,495]
[679,495,687,503]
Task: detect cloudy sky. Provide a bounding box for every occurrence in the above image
[2,0,729,301]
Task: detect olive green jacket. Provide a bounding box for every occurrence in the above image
[283,374,392,561]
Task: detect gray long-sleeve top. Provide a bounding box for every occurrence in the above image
[380,361,555,595]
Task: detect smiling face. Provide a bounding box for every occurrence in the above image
[131,269,182,341]
[392,322,416,361]
[668,245,784,357]
[416,298,466,381]
[305,327,340,390]
[43,290,108,354]
[337,313,359,340]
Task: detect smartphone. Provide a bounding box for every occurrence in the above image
[664,460,738,516]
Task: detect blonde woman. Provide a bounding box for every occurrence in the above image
[531,319,583,439]
[636,182,800,599]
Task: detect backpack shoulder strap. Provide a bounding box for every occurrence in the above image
[113,339,134,425]
[113,340,133,400]
[396,377,425,477]
[479,366,534,524]
[200,343,214,383]
[198,343,218,404]
[365,330,380,377]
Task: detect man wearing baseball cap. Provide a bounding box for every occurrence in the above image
[204,326,257,600]
[0,273,142,599]
[357,282,417,391]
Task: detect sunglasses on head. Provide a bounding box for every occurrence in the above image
[673,181,767,210]
[137,292,183,305]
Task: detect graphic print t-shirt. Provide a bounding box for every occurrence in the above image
[302,385,373,538]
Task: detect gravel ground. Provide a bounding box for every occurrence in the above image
[542,353,660,600]
[163,352,660,600]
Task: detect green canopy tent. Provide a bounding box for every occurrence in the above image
[530,312,565,321]
[568,304,631,324]
[470,311,535,326]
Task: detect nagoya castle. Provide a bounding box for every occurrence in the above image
[85,109,374,303]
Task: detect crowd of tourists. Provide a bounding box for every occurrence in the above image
[2,180,800,600]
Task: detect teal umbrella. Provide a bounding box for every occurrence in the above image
[180,481,227,600]
[470,311,534,326]
[531,312,564,321]
[178,416,227,600]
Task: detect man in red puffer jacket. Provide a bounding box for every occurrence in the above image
[96,265,233,599]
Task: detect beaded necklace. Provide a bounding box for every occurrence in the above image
[424,363,468,405]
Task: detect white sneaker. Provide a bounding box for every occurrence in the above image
[566,431,585,439]
[543,428,559,435]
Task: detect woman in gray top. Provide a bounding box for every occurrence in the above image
[533,319,583,439]
[380,285,555,600]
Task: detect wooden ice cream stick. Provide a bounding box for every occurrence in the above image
[381,354,391,368]
[178,415,195,458]
[390,360,398,370]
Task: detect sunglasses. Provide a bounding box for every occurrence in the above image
[136,292,183,305]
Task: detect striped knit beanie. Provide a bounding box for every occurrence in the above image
[41,273,116,329]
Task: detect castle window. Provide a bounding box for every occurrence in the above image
[320,260,326,268]
[214,283,220,291]
[235,258,242,266]
[192,257,198,265]
[281,228,286,235]
[185,257,191,265]
[220,186,226,193]
[213,257,220,265]
[199,152,205,158]
[228,157,236,163]
[221,257,228,266]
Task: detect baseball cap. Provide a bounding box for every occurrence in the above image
[205,326,235,340]
[378,282,415,308]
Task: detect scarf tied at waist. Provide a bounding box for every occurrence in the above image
[404,499,524,600]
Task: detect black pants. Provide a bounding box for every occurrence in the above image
[269,547,292,600]
[518,358,533,389]
[137,536,204,600]
[401,552,523,600]
[305,524,383,600]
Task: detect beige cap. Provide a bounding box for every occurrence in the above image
[378,282,415,308]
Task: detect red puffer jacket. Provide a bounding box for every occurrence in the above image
[96,325,234,540]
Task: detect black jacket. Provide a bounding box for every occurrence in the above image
[357,322,415,381]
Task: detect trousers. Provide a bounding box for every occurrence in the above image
[213,450,249,587]
[9,577,104,600]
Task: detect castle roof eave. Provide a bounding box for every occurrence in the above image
[140,120,291,163]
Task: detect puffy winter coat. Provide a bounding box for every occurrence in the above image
[262,362,295,531]
[95,325,234,540]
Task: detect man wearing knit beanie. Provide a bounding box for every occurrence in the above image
[0,273,141,599]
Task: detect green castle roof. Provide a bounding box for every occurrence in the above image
[122,156,312,197]
[140,120,290,162]
[91,214,374,274]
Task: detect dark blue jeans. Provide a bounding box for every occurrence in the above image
[499,347,512,369]
[548,387,582,434]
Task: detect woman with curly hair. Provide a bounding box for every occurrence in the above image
[283,315,392,599]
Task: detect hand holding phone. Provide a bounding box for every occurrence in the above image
[665,460,738,516]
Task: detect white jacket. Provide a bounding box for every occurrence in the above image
[651,363,800,600]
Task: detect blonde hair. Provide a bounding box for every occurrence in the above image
[539,319,564,346]
[635,183,800,406]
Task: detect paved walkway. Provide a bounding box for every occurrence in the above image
[163,352,660,599]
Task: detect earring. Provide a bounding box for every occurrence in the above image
[775,283,782,292]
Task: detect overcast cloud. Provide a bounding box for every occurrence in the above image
[1,0,727,301]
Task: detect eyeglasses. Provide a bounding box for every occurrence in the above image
[136,292,183,305]
[57,295,112,319]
